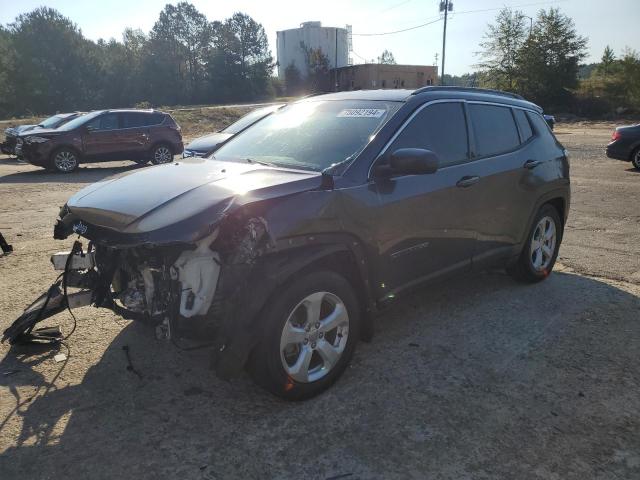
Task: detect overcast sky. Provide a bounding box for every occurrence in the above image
[1,0,638,75]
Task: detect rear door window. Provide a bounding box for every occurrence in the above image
[388,102,469,168]
[86,113,119,131]
[122,112,149,128]
[146,113,165,126]
[513,109,533,143]
[468,104,520,157]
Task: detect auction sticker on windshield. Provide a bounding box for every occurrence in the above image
[338,109,386,118]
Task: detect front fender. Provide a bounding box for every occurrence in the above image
[211,237,375,380]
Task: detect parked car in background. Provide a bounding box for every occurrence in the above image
[17,109,183,173]
[183,104,284,158]
[2,112,84,156]
[606,123,640,169]
[5,87,570,400]
[543,114,556,130]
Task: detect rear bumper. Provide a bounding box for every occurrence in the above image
[605,144,630,161]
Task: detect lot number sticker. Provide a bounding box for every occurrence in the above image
[338,109,386,118]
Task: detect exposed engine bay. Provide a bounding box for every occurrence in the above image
[2,215,273,378]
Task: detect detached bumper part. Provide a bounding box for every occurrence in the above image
[2,245,96,344]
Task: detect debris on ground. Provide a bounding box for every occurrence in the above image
[53,353,67,363]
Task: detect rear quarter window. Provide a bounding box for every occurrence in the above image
[469,104,520,157]
[147,113,165,126]
[527,111,559,147]
[513,109,533,143]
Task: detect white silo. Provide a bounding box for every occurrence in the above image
[276,21,349,78]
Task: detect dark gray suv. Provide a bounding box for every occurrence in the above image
[4,87,570,400]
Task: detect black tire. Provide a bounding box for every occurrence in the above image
[249,270,360,400]
[631,147,640,170]
[150,143,174,165]
[49,147,79,173]
[507,204,562,283]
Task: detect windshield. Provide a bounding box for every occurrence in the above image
[212,100,401,171]
[39,115,65,129]
[58,111,102,131]
[222,105,282,135]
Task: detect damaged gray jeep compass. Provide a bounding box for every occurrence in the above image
[3,87,570,400]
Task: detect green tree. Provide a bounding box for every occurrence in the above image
[208,12,273,101]
[8,7,101,114]
[284,62,303,96]
[300,43,330,92]
[146,2,213,104]
[476,7,528,91]
[0,26,16,117]
[378,49,397,65]
[597,45,616,78]
[515,8,587,108]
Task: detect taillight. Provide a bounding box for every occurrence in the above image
[611,130,621,141]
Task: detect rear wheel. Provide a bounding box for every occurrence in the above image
[632,148,640,169]
[249,270,360,400]
[507,204,562,283]
[50,148,79,173]
[150,143,173,165]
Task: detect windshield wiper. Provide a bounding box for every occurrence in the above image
[322,155,355,176]
[245,158,276,168]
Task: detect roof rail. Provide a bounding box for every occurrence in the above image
[412,86,524,100]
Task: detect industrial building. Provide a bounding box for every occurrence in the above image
[276,21,349,77]
[333,64,438,91]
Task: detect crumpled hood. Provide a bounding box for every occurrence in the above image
[18,127,64,138]
[185,132,233,153]
[6,124,36,136]
[64,158,322,242]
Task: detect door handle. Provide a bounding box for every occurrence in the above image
[456,176,480,188]
[524,159,542,169]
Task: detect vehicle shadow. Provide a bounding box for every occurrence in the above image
[624,167,640,174]
[1,271,639,479]
[0,162,146,184]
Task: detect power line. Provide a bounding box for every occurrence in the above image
[379,0,413,13]
[351,0,568,37]
[352,17,441,36]
[452,0,568,16]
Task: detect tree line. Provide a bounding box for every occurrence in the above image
[0,3,274,118]
[474,7,640,115]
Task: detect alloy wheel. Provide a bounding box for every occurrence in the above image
[279,291,350,383]
[154,146,172,164]
[530,216,557,272]
[54,150,77,172]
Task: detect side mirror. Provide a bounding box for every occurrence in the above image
[375,148,439,177]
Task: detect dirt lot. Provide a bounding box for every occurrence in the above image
[0,120,639,479]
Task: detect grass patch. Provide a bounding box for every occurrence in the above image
[168,106,253,140]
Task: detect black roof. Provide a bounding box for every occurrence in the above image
[300,87,541,112]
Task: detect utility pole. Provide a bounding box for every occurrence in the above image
[439,0,453,85]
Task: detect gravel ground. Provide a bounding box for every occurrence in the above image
[0,122,639,479]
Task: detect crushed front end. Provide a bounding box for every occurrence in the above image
[3,207,273,380]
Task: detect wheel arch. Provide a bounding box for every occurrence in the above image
[150,140,175,154]
[212,238,377,380]
[50,144,82,162]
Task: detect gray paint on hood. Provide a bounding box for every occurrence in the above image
[66,158,322,234]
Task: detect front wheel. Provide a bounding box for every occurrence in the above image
[249,271,360,400]
[150,144,173,165]
[507,204,562,283]
[50,148,79,173]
